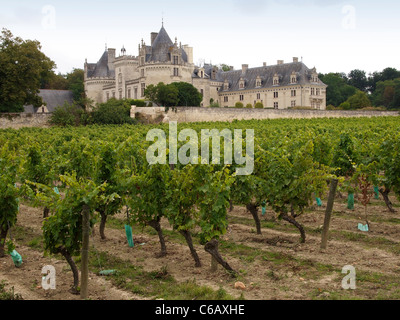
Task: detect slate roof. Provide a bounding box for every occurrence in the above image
[24,90,74,113]
[146,26,188,63]
[194,62,327,92]
[86,51,115,78]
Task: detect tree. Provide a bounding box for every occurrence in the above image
[346,90,372,109]
[0,29,55,112]
[66,69,85,103]
[348,69,368,92]
[318,73,357,107]
[144,82,179,109]
[169,82,202,107]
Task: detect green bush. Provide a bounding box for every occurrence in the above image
[50,102,90,127]
[210,101,220,108]
[254,102,264,109]
[235,102,244,108]
[246,103,253,109]
[326,104,336,110]
[338,101,351,110]
[91,99,136,125]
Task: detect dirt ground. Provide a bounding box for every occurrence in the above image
[1,193,400,301]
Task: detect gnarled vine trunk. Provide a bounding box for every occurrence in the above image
[99,211,107,240]
[379,188,396,213]
[59,247,79,294]
[180,230,201,268]
[43,207,50,219]
[205,239,237,276]
[0,226,8,258]
[282,213,306,244]
[148,218,167,257]
[246,203,261,235]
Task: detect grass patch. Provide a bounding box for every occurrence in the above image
[89,249,236,300]
[0,281,23,300]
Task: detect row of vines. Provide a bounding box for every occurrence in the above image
[1,117,400,293]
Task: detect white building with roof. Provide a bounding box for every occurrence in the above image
[84,24,327,109]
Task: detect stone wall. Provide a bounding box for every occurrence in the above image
[134,106,399,123]
[0,113,51,129]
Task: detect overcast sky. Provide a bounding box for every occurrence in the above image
[1,0,399,75]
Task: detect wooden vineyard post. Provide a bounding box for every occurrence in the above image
[320,179,339,250]
[81,205,90,300]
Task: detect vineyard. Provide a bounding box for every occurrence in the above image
[1,116,400,300]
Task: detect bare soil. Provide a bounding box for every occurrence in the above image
[1,194,400,300]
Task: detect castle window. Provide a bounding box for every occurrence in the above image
[274,102,279,109]
[119,91,122,99]
[141,83,146,97]
[274,92,279,99]
[173,55,179,65]
[141,69,145,77]
[311,88,315,96]
[257,93,261,100]
[174,68,179,76]
[134,88,138,99]
[291,77,297,84]
[291,100,296,108]
[106,92,110,101]
[224,96,228,103]
[316,88,320,96]
[128,89,131,99]
[112,91,115,98]
[291,90,296,97]
[240,95,244,101]
[118,73,122,84]
[200,89,204,96]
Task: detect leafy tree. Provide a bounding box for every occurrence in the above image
[0,29,55,112]
[318,73,357,107]
[66,69,85,103]
[348,69,368,92]
[346,90,372,109]
[144,82,179,109]
[170,82,202,107]
[254,102,264,109]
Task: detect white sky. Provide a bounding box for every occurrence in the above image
[1,0,399,75]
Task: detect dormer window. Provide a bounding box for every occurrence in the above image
[256,76,262,87]
[273,73,280,86]
[291,72,297,84]
[239,78,245,89]
[224,79,229,91]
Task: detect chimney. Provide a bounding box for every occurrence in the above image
[263,62,267,67]
[293,57,299,63]
[108,48,116,70]
[242,64,248,74]
[151,32,158,45]
[277,60,284,65]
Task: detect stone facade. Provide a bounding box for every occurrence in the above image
[134,107,399,124]
[85,25,327,110]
